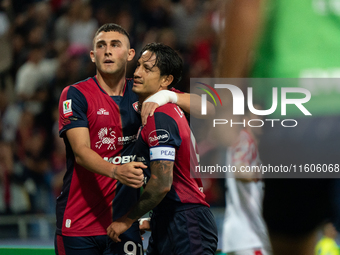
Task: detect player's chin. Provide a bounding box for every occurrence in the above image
[132,85,142,94]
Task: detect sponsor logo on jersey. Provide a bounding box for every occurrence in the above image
[117,134,137,145]
[148,129,170,147]
[143,176,148,184]
[63,99,73,117]
[65,219,71,228]
[97,108,109,115]
[95,127,116,150]
[103,155,136,164]
[132,101,139,113]
[136,156,146,163]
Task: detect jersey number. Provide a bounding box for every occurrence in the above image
[124,241,143,255]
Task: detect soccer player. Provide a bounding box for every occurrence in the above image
[107,43,218,255]
[222,110,272,255]
[56,24,200,255]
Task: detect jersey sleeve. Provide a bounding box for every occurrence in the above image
[232,131,256,166]
[169,87,183,94]
[141,112,182,162]
[58,86,89,137]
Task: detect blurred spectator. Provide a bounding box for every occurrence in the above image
[0,141,13,214]
[157,27,178,49]
[54,1,80,44]
[140,0,171,31]
[67,1,98,56]
[315,223,339,255]
[14,108,52,214]
[0,0,13,93]
[187,16,216,78]
[15,44,57,100]
[170,0,203,50]
[50,106,66,198]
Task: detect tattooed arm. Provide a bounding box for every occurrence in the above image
[107,160,174,242]
[127,160,173,220]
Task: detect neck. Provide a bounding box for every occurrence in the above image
[138,96,147,105]
[96,70,126,96]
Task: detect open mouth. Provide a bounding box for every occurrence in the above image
[104,59,114,64]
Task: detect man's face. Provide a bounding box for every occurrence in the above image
[90,31,133,76]
[132,50,164,99]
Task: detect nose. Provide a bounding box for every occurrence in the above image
[105,46,112,56]
[134,66,141,78]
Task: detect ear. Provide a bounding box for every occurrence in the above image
[90,50,95,63]
[127,48,135,61]
[160,75,174,89]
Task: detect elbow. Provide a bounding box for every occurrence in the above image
[162,179,172,194]
[74,154,83,165]
[157,183,171,197]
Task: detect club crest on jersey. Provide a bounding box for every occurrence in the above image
[63,99,73,117]
[148,129,170,147]
[132,101,139,113]
[95,127,116,150]
[97,108,109,115]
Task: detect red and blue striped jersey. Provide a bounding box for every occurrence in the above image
[134,103,209,212]
[58,77,140,236]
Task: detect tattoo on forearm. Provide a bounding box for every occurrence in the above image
[127,160,173,220]
[112,166,117,179]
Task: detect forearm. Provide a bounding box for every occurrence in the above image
[126,179,168,221]
[216,0,263,78]
[126,160,173,221]
[177,93,215,118]
[73,145,116,178]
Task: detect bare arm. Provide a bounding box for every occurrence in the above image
[141,92,215,125]
[66,127,145,188]
[176,93,215,118]
[216,0,264,78]
[107,160,174,242]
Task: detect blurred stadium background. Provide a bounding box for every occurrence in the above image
[0,0,226,253]
[2,0,340,254]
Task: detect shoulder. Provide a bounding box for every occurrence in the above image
[155,103,184,117]
[71,77,95,90]
[59,79,95,106]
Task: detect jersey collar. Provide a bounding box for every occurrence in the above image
[92,76,127,96]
